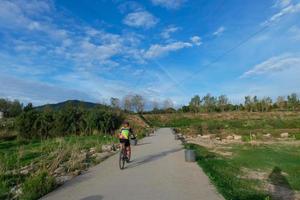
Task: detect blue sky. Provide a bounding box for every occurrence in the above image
[0,0,300,106]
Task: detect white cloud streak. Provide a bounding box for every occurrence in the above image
[213,26,225,36]
[263,2,300,25]
[240,54,300,78]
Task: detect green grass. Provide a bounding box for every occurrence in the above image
[186,143,300,200]
[230,144,300,191]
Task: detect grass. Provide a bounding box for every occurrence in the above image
[186,143,300,200]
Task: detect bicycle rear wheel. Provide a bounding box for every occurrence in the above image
[119,150,125,170]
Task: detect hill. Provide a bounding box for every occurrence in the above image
[36,100,109,110]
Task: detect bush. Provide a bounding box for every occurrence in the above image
[20,171,56,200]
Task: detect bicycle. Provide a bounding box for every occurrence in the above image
[119,144,131,170]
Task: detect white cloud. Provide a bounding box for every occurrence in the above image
[151,0,187,9]
[273,0,292,8]
[161,26,180,39]
[213,26,225,36]
[144,41,193,59]
[123,11,158,28]
[190,36,202,46]
[263,2,300,25]
[240,54,300,78]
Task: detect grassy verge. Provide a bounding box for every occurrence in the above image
[0,134,118,199]
[186,143,300,200]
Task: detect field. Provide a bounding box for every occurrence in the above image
[144,112,300,139]
[145,112,300,200]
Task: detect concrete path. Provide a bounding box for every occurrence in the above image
[42,128,224,200]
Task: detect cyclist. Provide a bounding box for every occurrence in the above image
[118,121,133,162]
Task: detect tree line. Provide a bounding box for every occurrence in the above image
[181,93,300,113]
[0,101,124,139]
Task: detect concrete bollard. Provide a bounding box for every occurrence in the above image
[185,149,196,162]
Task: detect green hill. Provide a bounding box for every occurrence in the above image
[36,100,109,110]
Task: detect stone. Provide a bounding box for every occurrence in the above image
[233,135,242,140]
[263,133,271,138]
[89,147,96,154]
[216,137,221,141]
[201,135,211,139]
[55,175,73,185]
[54,167,65,175]
[226,135,234,140]
[101,144,112,152]
[72,170,81,176]
[280,132,289,138]
[20,165,34,175]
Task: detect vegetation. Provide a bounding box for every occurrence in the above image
[0,99,23,118]
[186,143,300,200]
[144,112,300,137]
[15,102,124,139]
[20,171,56,200]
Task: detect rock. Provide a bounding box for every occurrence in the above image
[54,166,65,175]
[233,135,242,140]
[216,137,221,141]
[78,152,88,162]
[201,135,211,139]
[72,170,81,176]
[55,175,73,185]
[89,147,96,154]
[280,132,289,138]
[101,144,112,152]
[263,133,271,138]
[226,135,234,140]
[20,165,34,175]
[197,134,202,137]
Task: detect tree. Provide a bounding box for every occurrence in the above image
[244,96,252,112]
[287,93,298,111]
[189,95,201,112]
[123,95,133,112]
[132,95,145,113]
[163,99,174,110]
[276,96,286,110]
[110,97,120,109]
[217,95,229,112]
[202,94,216,112]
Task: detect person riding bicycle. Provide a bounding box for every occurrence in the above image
[118,121,134,161]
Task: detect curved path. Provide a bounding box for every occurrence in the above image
[42,128,224,200]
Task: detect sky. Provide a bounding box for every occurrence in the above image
[0,0,300,106]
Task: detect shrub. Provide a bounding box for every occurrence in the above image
[20,171,56,200]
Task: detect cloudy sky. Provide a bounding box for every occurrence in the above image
[0,0,300,106]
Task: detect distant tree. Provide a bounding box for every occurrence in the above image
[132,95,145,113]
[276,96,286,110]
[189,95,201,112]
[123,95,133,112]
[217,95,229,112]
[110,97,120,109]
[163,99,174,110]
[287,93,299,111]
[202,94,216,112]
[244,96,252,112]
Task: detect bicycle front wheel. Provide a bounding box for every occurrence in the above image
[119,151,125,170]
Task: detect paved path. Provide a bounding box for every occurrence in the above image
[42,128,224,200]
